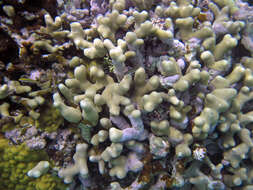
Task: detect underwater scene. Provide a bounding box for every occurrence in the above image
[0,0,253,189]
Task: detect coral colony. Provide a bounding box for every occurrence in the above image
[1,0,253,189]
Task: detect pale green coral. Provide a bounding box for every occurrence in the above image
[68,22,107,59]
[97,10,128,42]
[213,34,238,61]
[58,143,89,184]
[1,0,252,189]
[109,153,143,179]
[193,88,237,139]
[0,84,9,99]
[27,161,50,178]
[3,5,15,17]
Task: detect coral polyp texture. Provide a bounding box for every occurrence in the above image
[1,0,253,189]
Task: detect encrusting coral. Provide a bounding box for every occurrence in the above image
[0,138,67,190]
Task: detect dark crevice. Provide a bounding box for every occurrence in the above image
[0,29,19,63]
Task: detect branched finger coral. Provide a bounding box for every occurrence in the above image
[1,0,253,189]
